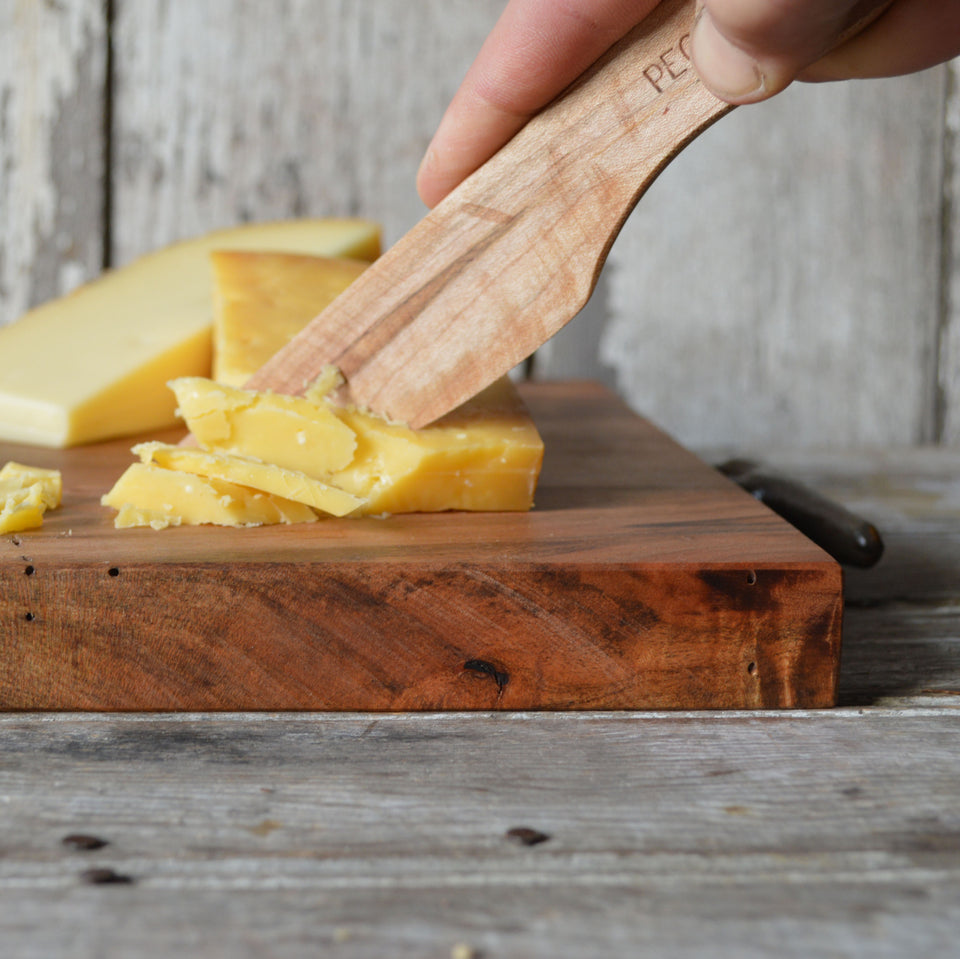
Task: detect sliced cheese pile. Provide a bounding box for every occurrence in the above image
[0,219,380,448]
[0,462,63,533]
[101,371,544,528]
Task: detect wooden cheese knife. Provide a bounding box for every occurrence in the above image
[245,0,890,427]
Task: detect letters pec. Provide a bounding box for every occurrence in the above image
[642,34,692,95]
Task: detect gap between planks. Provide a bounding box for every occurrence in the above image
[3,706,959,725]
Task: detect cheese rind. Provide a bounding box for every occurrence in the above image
[0,219,381,448]
[101,462,318,529]
[169,377,357,477]
[133,442,364,517]
[211,251,368,387]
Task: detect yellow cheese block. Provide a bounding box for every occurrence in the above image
[321,377,545,515]
[133,442,364,517]
[0,462,63,533]
[169,376,357,477]
[212,251,368,387]
[0,219,381,448]
[102,462,319,530]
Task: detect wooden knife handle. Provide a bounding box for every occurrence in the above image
[501,0,731,272]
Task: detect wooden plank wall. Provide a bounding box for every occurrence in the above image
[1,1,958,450]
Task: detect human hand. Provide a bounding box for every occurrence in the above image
[417,0,960,208]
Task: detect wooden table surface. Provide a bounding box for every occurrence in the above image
[3,445,959,958]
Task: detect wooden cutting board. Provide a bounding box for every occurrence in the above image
[0,382,841,711]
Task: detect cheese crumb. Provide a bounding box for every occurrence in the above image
[0,462,63,534]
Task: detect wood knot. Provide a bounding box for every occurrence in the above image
[62,834,109,851]
[506,826,550,846]
[79,867,134,885]
[464,659,509,693]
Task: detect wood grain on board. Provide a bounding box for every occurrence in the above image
[1,383,841,711]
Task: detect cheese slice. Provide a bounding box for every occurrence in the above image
[169,376,356,477]
[0,462,63,533]
[133,442,364,517]
[102,462,318,530]
[0,219,380,448]
[211,251,368,387]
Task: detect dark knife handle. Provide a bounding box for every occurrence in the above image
[717,459,884,568]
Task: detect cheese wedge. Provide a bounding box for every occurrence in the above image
[169,376,357,477]
[211,251,368,387]
[320,378,545,514]
[0,219,381,448]
[133,442,364,517]
[0,462,63,533]
[102,462,318,530]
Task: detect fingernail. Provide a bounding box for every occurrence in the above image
[416,142,440,206]
[691,10,766,101]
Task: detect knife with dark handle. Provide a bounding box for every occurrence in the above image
[717,459,884,568]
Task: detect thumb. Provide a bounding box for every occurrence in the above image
[690,0,891,103]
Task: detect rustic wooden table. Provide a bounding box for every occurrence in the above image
[2,446,959,958]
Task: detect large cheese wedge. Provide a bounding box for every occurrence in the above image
[0,219,380,448]
[212,251,368,387]
[102,462,318,530]
[0,462,63,533]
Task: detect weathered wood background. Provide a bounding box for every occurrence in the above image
[1,0,958,449]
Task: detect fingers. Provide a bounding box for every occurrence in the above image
[689,0,894,103]
[418,0,960,207]
[801,0,960,81]
[417,0,659,207]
